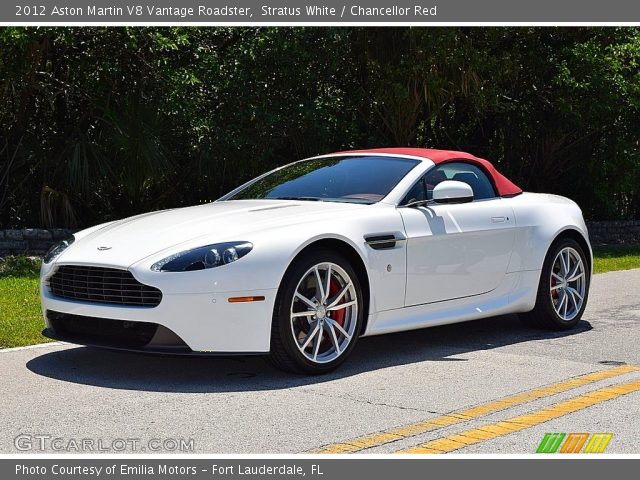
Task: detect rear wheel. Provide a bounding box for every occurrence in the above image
[521,237,590,330]
[268,249,363,374]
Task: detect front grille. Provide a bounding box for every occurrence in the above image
[48,265,162,307]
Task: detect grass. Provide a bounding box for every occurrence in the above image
[593,245,640,274]
[0,246,639,349]
[0,256,51,349]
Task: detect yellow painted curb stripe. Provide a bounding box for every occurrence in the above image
[396,379,640,454]
[309,365,638,453]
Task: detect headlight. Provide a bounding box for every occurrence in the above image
[151,242,253,272]
[43,236,75,264]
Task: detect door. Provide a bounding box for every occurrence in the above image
[399,162,516,306]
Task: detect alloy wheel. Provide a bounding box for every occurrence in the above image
[290,262,358,364]
[550,246,586,321]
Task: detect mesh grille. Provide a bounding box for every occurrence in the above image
[48,265,162,307]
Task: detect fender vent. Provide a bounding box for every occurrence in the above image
[364,234,399,250]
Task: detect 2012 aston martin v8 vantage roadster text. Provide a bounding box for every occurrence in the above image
[40,148,592,373]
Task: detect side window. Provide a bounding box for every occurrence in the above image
[402,161,496,204]
[423,167,449,200]
[402,178,427,204]
[427,162,496,200]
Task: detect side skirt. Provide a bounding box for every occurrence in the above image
[363,270,540,336]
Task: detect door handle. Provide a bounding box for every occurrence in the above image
[491,216,506,223]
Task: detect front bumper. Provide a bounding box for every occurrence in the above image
[43,311,193,354]
[40,274,278,354]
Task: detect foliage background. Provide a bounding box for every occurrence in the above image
[1,27,639,228]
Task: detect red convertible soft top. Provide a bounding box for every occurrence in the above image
[339,147,522,197]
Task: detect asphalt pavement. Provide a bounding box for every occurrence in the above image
[1,268,639,454]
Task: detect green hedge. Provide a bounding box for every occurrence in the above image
[1,27,639,228]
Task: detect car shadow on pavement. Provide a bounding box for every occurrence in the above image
[26,314,592,393]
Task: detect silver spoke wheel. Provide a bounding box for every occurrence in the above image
[550,247,586,322]
[290,262,358,364]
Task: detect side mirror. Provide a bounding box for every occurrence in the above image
[432,180,474,204]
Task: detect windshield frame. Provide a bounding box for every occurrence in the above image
[218,153,425,205]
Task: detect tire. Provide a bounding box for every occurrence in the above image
[521,237,590,330]
[268,249,364,374]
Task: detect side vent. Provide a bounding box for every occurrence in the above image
[364,234,401,250]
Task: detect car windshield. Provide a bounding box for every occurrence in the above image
[226,156,420,204]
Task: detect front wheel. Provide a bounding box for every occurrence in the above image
[521,237,590,330]
[268,249,363,374]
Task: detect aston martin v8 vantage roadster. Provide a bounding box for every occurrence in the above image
[40,148,591,373]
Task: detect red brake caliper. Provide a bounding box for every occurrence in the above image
[328,278,346,326]
[551,274,558,299]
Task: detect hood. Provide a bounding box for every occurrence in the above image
[57,200,367,267]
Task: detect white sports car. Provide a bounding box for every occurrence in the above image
[40,148,591,373]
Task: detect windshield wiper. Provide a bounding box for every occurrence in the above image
[272,196,324,202]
